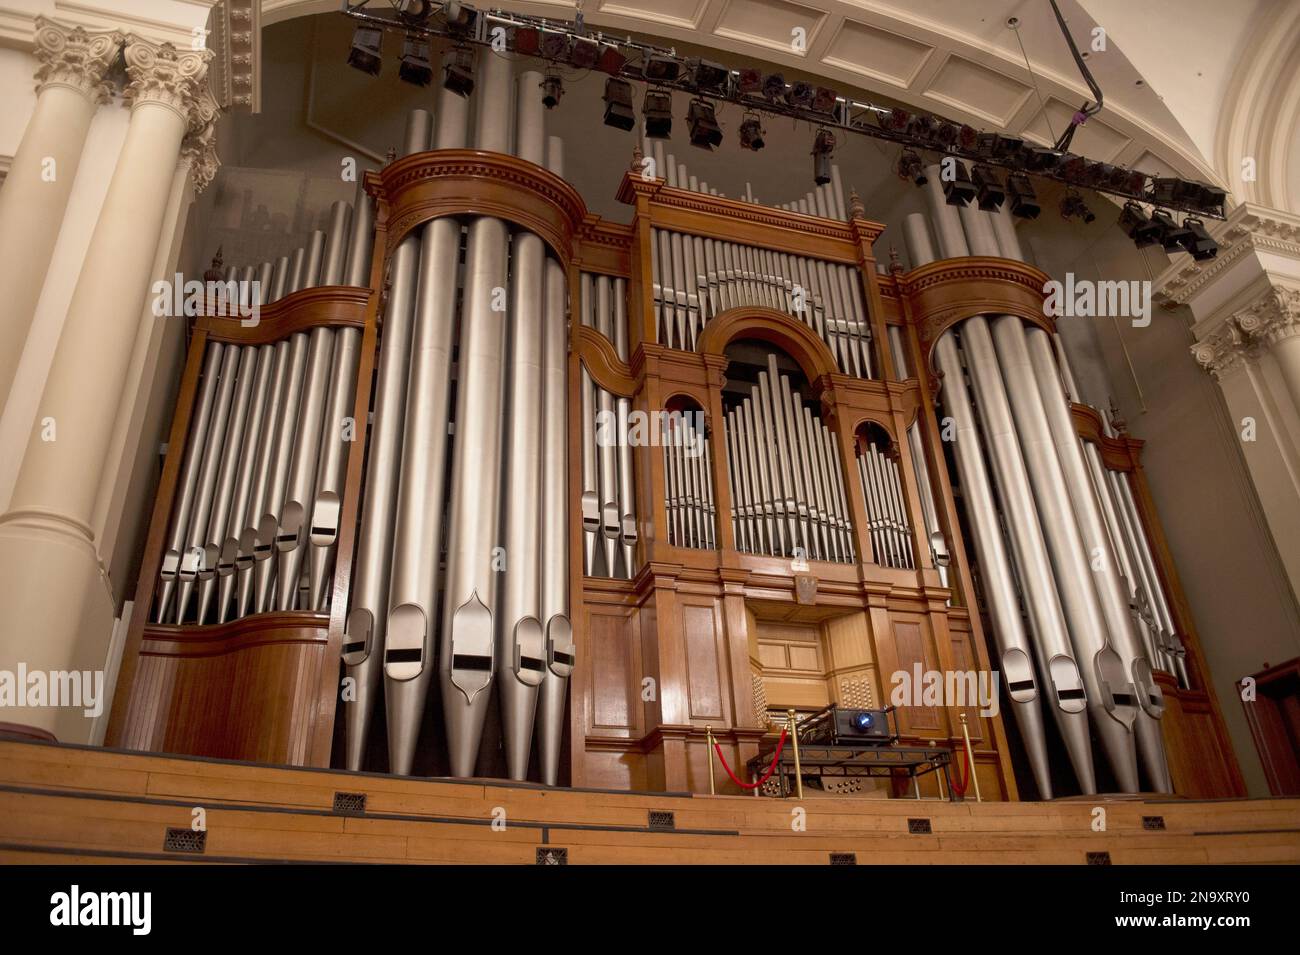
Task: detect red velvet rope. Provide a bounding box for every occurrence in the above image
[949,744,971,797]
[713,728,789,790]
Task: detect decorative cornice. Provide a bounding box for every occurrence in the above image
[123,34,213,124]
[32,16,122,104]
[1189,282,1300,380]
[1156,203,1300,309]
[208,0,260,111]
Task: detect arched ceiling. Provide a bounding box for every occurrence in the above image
[261,0,1230,189]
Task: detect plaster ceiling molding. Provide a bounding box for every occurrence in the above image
[1213,2,1300,214]
[209,0,261,111]
[600,0,708,31]
[1190,280,1300,380]
[0,0,220,47]
[820,17,934,90]
[711,0,828,58]
[922,51,1033,128]
[1156,202,1300,310]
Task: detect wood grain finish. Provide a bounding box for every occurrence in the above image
[198,285,370,344]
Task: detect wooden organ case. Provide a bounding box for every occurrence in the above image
[105,145,1244,800]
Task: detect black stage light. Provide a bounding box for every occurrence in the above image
[1104,164,1131,190]
[1154,178,1226,218]
[396,0,433,25]
[541,74,564,109]
[877,106,909,132]
[762,72,786,102]
[540,31,570,61]
[976,132,1024,162]
[1006,172,1040,219]
[596,44,627,76]
[347,26,383,76]
[1024,146,1063,172]
[942,158,976,206]
[1179,217,1218,260]
[1118,201,1162,248]
[687,99,723,150]
[398,35,432,86]
[444,0,476,32]
[739,113,765,151]
[958,124,979,151]
[933,121,962,149]
[512,26,541,56]
[811,86,838,114]
[896,147,926,185]
[603,77,636,131]
[1060,190,1096,223]
[786,79,815,108]
[907,114,937,141]
[644,54,681,82]
[1149,177,1182,206]
[643,90,673,138]
[812,128,836,185]
[738,68,763,94]
[570,37,599,70]
[692,59,730,94]
[972,164,1005,210]
[1150,209,1191,251]
[1059,153,1089,183]
[1124,169,1149,196]
[1195,183,1227,218]
[442,46,475,97]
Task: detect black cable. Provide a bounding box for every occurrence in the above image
[1047,0,1104,152]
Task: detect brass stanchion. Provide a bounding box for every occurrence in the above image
[959,713,982,803]
[786,708,803,800]
[706,725,716,795]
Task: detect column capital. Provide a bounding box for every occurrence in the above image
[123,34,214,125]
[1190,281,1300,379]
[33,16,123,104]
[180,113,221,195]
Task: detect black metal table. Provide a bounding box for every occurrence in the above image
[746,742,957,800]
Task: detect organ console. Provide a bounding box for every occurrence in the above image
[104,45,1244,801]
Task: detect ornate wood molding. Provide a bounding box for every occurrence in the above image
[140,611,329,655]
[370,150,590,267]
[1071,402,1140,471]
[900,257,1053,368]
[575,214,633,277]
[197,285,371,343]
[576,324,636,397]
[695,307,841,388]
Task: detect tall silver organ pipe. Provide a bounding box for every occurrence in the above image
[723,355,853,563]
[856,439,914,569]
[341,108,432,771]
[664,408,716,550]
[611,278,640,571]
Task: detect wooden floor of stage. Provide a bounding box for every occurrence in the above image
[1,739,1297,864]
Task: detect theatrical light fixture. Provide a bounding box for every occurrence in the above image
[737,68,763,94]
[812,128,836,186]
[443,0,476,32]
[786,80,815,109]
[398,34,432,86]
[541,73,564,109]
[971,164,1005,210]
[395,1,433,26]
[896,148,926,186]
[1060,190,1096,223]
[442,45,475,97]
[687,98,723,150]
[1118,201,1162,248]
[603,77,636,131]
[691,59,730,95]
[644,54,681,83]
[1179,217,1218,261]
[596,44,627,76]
[347,26,383,76]
[569,37,599,70]
[539,30,570,61]
[942,159,977,206]
[643,90,673,139]
[739,113,765,151]
[907,114,937,141]
[1006,172,1041,219]
[1150,209,1191,251]
[511,26,541,56]
[1023,146,1063,172]
[811,86,839,114]
[762,73,786,102]
[976,132,1024,162]
[1150,178,1226,218]
[877,107,909,132]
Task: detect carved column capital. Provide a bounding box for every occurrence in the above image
[123,35,213,125]
[1190,282,1300,378]
[33,16,123,104]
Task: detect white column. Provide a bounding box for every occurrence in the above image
[0,18,122,409]
[0,36,215,743]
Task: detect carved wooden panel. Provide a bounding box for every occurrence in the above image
[682,601,725,722]
[588,609,637,733]
[892,617,943,734]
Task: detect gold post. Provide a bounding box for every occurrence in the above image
[959,713,982,802]
[706,725,716,795]
[930,739,948,801]
[787,708,803,800]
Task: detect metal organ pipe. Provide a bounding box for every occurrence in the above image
[341,107,431,771]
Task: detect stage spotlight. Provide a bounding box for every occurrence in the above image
[1006,172,1041,219]
[603,78,636,131]
[396,0,433,26]
[644,55,681,82]
[1179,217,1218,260]
[1024,146,1063,172]
[907,114,937,141]
[1153,178,1227,218]
[739,113,765,151]
[687,99,723,150]
[762,73,786,102]
[1194,183,1227,218]
[1118,202,1162,248]
[442,46,475,97]
[896,148,926,186]
[540,31,570,61]
[569,37,599,70]
[541,73,564,109]
[643,90,673,139]
[1060,190,1096,223]
[877,107,909,132]
[786,80,815,109]
[398,35,432,86]
[812,128,836,185]
[347,26,383,76]
[972,164,1005,210]
[811,86,838,114]
[942,159,977,206]
[1150,209,1191,251]
[1124,169,1150,196]
[596,44,627,76]
[444,0,476,32]
[1059,154,1089,183]
[976,132,1024,162]
[692,59,730,94]
[512,26,541,56]
[738,68,763,94]
[958,124,979,151]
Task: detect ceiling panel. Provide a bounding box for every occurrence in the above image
[922,52,1033,127]
[712,0,827,56]
[598,0,710,30]
[1021,96,1132,161]
[821,18,935,90]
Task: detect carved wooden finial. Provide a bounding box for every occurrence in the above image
[385,146,397,166]
[1108,396,1129,434]
[204,246,224,283]
[631,143,644,174]
[849,187,865,220]
[888,246,904,275]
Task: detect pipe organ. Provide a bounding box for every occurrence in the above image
[107,49,1244,801]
